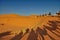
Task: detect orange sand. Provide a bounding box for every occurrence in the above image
[0,14,60,40]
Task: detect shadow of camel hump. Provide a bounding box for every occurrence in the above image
[0,31,11,38]
[27,29,38,40]
[10,31,23,40]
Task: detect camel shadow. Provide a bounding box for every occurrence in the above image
[10,31,23,40]
[48,21,60,30]
[27,29,38,40]
[0,31,11,38]
[11,28,29,40]
[55,21,60,23]
[43,21,60,37]
[48,21,60,33]
[36,27,55,40]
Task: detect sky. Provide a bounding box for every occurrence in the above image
[0,0,60,15]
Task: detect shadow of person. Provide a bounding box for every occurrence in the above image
[10,31,23,40]
[36,27,55,40]
[0,31,11,38]
[27,28,38,40]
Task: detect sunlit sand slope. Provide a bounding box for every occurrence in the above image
[0,14,60,40]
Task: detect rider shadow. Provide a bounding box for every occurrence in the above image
[36,27,55,40]
[0,31,11,38]
[27,29,38,40]
[10,31,23,40]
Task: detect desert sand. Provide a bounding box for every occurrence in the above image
[0,14,60,40]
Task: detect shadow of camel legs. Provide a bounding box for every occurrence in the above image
[36,27,55,40]
[48,21,60,30]
[27,29,38,40]
[10,31,23,40]
[44,25,60,37]
[44,28,55,40]
[47,33,56,40]
[55,30,60,34]
[36,27,45,40]
[55,20,60,30]
[47,21,60,36]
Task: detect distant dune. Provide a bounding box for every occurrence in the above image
[0,14,60,40]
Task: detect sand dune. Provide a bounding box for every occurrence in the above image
[0,14,60,40]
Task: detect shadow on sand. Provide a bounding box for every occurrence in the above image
[45,21,60,36]
[27,29,38,40]
[11,28,29,40]
[10,31,23,40]
[10,20,60,40]
[36,27,55,40]
[0,31,11,38]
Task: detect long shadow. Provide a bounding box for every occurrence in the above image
[36,27,55,40]
[0,31,11,38]
[21,28,30,38]
[10,31,23,40]
[55,30,60,34]
[55,21,60,23]
[36,27,45,40]
[27,29,38,40]
[48,21,57,30]
[55,20,60,30]
[47,33,56,40]
[43,28,55,40]
[44,25,60,37]
[44,27,56,40]
[48,21,60,33]
[24,28,29,35]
